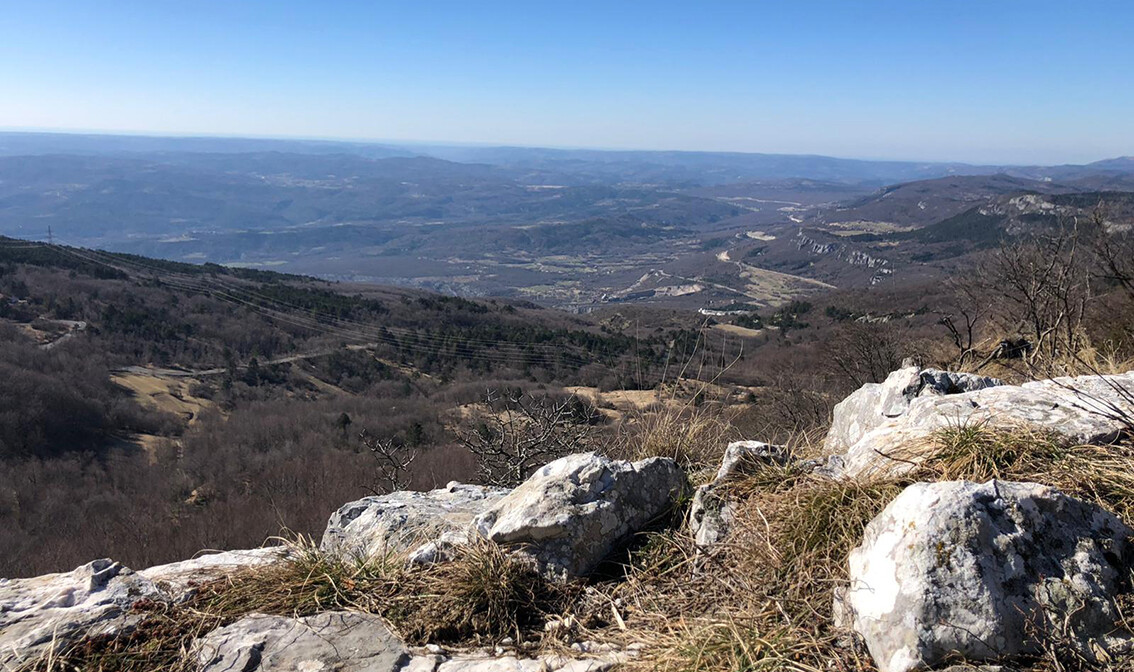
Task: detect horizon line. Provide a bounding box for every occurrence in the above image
[3,125,1120,168]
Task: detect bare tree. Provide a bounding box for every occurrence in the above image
[361,429,418,492]
[1083,206,1134,301]
[983,220,1092,375]
[827,322,909,387]
[457,389,600,486]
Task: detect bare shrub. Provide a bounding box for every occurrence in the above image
[456,389,602,486]
[360,429,418,492]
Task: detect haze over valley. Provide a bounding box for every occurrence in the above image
[3,131,1133,312]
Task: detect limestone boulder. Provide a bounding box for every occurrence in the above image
[838,371,1134,479]
[140,547,288,601]
[197,611,408,672]
[322,482,510,561]
[0,559,157,667]
[845,480,1134,672]
[824,366,1003,456]
[473,452,687,577]
[689,440,787,547]
[0,548,287,667]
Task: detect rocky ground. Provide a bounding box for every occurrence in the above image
[3,366,1134,671]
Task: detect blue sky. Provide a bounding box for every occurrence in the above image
[1,1,1131,164]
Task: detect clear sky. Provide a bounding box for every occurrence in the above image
[1,1,1131,164]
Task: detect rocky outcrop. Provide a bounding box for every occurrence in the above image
[824,366,1003,456]
[141,548,287,601]
[322,453,686,578]
[830,370,1134,480]
[474,452,687,577]
[844,480,1134,672]
[322,482,510,562]
[197,611,409,671]
[0,559,155,667]
[712,440,789,481]
[689,441,787,547]
[0,548,285,668]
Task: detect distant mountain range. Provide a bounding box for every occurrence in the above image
[1,130,1133,311]
[4,130,1133,187]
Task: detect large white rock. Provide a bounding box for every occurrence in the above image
[845,480,1133,672]
[836,371,1134,479]
[322,482,510,561]
[473,452,687,577]
[824,367,1003,455]
[197,611,408,672]
[0,548,286,667]
[0,559,156,667]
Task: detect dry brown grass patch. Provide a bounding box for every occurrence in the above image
[22,539,578,672]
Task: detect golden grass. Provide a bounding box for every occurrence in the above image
[602,423,1134,672]
[25,411,1134,672]
[611,403,741,483]
[23,539,577,672]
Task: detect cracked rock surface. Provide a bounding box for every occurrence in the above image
[845,480,1134,672]
[473,452,687,577]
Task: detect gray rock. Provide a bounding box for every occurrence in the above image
[839,371,1134,479]
[688,485,735,547]
[0,559,158,667]
[322,482,510,560]
[714,440,788,481]
[845,480,1134,672]
[689,440,786,547]
[473,452,687,577]
[824,366,1003,456]
[0,548,287,667]
[139,547,288,601]
[196,611,408,672]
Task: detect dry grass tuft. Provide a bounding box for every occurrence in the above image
[22,539,577,672]
[603,424,1134,672]
[592,464,899,671]
[919,423,1134,522]
[612,403,740,480]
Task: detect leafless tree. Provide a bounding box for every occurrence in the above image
[1083,206,1134,301]
[984,219,1092,375]
[361,429,418,492]
[456,389,600,486]
[827,322,909,387]
[935,276,993,370]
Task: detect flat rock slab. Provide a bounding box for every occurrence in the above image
[0,559,156,667]
[824,366,1003,455]
[197,611,409,672]
[322,483,510,561]
[846,480,1133,672]
[837,371,1134,479]
[139,547,288,601]
[0,548,286,667]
